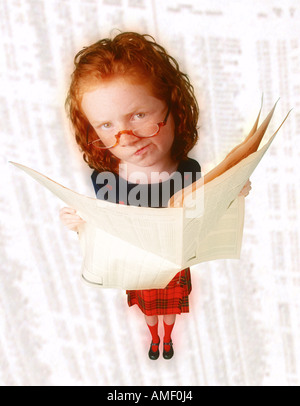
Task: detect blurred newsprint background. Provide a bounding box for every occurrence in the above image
[0,0,299,386]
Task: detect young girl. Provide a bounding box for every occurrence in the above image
[60,32,251,360]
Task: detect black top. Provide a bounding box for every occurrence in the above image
[91,158,201,208]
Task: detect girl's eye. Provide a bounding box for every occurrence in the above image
[134,113,146,120]
[100,122,113,130]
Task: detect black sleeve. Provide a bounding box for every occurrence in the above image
[182,158,201,183]
[91,170,101,196]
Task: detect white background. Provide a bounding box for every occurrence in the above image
[1,0,300,386]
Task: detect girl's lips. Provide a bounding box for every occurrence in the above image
[134,144,150,156]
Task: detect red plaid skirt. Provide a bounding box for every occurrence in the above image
[126,268,192,316]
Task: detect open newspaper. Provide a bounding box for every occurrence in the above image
[11,101,290,290]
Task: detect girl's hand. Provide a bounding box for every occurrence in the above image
[239,179,252,197]
[59,207,86,232]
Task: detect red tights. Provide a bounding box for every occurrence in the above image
[146,316,175,352]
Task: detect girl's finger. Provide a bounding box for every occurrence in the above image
[64,218,85,224]
[60,207,76,215]
[61,214,83,220]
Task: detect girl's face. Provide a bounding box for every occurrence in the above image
[81,76,176,178]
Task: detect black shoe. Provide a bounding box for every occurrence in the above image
[163,340,174,360]
[148,339,160,360]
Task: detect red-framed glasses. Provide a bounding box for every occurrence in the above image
[86,104,171,150]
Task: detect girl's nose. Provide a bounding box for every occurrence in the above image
[117,130,139,147]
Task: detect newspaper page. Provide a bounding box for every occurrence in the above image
[1,0,300,386]
[10,103,289,289]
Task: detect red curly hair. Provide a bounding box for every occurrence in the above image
[65,32,199,173]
